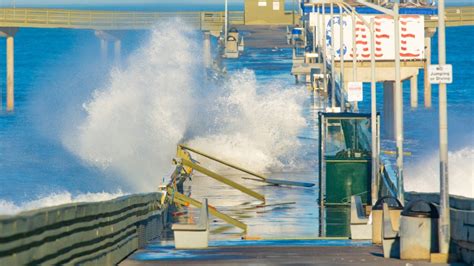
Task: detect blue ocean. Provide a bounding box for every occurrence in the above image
[0,3,472,214]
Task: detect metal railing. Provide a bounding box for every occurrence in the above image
[425,6,474,27]
[0,8,245,30]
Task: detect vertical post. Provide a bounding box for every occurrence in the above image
[100,39,108,63]
[410,75,418,108]
[339,6,345,112]
[318,5,322,63]
[292,0,296,25]
[330,3,335,108]
[320,114,327,237]
[424,36,432,108]
[224,0,228,46]
[114,40,121,65]
[203,32,212,68]
[394,3,404,202]
[322,3,327,93]
[370,18,377,205]
[438,0,450,257]
[6,35,14,111]
[351,12,358,112]
[383,81,395,140]
[312,5,316,53]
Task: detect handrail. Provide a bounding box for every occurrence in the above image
[0,8,245,30]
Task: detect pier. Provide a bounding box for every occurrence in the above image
[0,0,473,265]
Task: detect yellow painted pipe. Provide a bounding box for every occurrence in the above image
[180,158,265,202]
[168,187,247,231]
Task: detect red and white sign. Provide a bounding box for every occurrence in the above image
[347,82,363,102]
[316,14,425,61]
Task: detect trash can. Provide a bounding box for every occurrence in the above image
[400,200,439,260]
[228,27,239,43]
[372,196,403,244]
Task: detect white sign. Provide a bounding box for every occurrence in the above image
[273,2,280,10]
[317,14,424,61]
[347,82,363,102]
[309,12,317,27]
[258,1,267,7]
[428,64,453,84]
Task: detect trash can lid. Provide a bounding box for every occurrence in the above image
[373,196,403,210]
[401,200,439,218]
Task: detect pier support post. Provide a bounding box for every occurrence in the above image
[423,36,432,108]
[6,34,14,111]
[95,30,123,65]
[383,81,395,140]
[203,32,211,68]
[114,40,121,65]
[410,75,418,108]
[0,27,18,111]
[100,39,108,62]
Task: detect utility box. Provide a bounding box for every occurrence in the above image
[244,0,292,25]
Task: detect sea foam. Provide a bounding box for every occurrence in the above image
[405,146,473,198]
[63,20,306,192]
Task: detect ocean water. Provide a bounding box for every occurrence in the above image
[0,8,471,215]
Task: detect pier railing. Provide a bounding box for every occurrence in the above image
[0,8,245,30]
[0,193,167,265]
[425,6,474,27]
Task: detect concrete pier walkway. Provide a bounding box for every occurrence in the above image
[121,244,454,266]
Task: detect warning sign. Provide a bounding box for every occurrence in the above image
[347,82,363,102]
[428,64,453,84]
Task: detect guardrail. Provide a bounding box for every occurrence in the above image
[0,8,245,31]
[0,192,167,265]
[425,6,474,27]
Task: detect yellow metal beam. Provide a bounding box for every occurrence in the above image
[168,187,247,231]
[179,144,267,181]
[180,157,265,202]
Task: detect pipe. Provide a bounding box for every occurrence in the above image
[322,3,327,93]
[330,3,335,108]
[393,3,404,203]
[339,4,344,112]
[351,12,357,112]
[437,0,450,256]
[224,0,228,46]
[370,18,377,205]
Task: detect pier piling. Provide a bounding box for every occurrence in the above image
[383,81,395,140]
[6,34,14,111]
[424,36,432,108]
[410,75,418,108]
[114,40,121,65]
[0,27,17,111]
[100,39,108,62]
